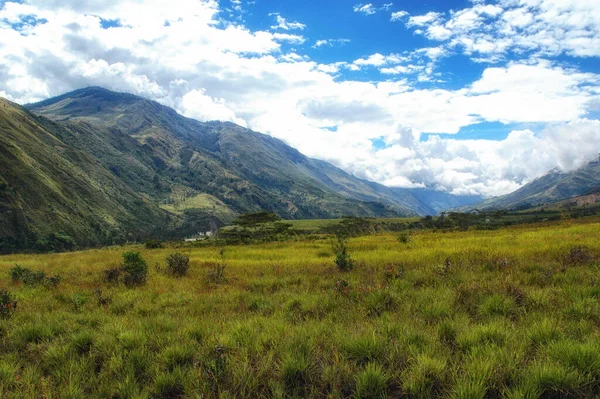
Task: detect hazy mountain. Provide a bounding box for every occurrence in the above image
[455,160,600,212]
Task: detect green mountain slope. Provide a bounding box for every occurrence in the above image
[0,99,174,253]
[456,160,600,212]
[28,87,480,219]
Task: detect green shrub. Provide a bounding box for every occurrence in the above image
[206,248,226,284]
[9,265,61,288]
[0,289,17,319]
[333,236,354,272]
[165,253,190,277]
[10,265,27,282]
[397,231,411,244]
[145,239,164,249]
[121,252,148,287]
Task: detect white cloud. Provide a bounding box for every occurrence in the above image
[401,0,600,59]
[180,88,246,126]
[272,33,305,44]
[269,13,306,31]
[407,12,444,27]
[313,38,350,48]
[390,10,408,21]
[353,3,377,15]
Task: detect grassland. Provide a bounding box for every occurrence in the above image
[1,218,600,398]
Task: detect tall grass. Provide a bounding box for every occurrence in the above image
[0,218,599,397]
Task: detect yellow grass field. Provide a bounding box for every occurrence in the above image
[0,218,599,398]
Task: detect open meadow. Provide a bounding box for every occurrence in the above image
[1,218,600,398]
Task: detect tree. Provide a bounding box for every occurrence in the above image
[231,211,281,228]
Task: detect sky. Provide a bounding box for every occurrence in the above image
[0,0,599,197]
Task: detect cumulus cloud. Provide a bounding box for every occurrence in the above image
[0,0,599,198]
[390,10,408,21]
[396,0,600,59]
[353,3,377,15]
[269,13,306,31]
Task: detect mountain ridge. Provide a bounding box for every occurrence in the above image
[27,86,481,218]
[454,160,600,212]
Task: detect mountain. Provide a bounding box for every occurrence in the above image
[28,87,480,215]
[455,160,600,212]
[1,87,483,251]
[0,98,174,253]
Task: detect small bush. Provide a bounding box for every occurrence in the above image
[334,279,351,296]
[333,236,354,272]
[0,289,17,319]
[121,252,148,287]
[165,253,190,277]
[9,265,61,288]
[397,231,411,244]
[103,266,122,285]
[145,239,164,249]
[383,264,404,282]
[206,248,227,284]
[10,265,27,282]
[562,245,593,266]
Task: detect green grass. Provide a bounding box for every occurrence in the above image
[0,218,599,397]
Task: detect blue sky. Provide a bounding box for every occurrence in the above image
[0,0,599,196]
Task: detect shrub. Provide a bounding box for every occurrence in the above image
[103,266,122,285]
[0,289,17,319]
[121,252,148,287]
[145,239,163,249]
[9,265,61,288]
[334,279,351,296]
[10,265,27,282]
[562,245,593,266]
[333,236,354,272]
[165,253,190,277]
[206,248,226,284]
[383,264,404,282]
[397,231,411,244]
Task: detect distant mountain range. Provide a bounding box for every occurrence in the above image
[1,86,484,250]
[454,160,600,212]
